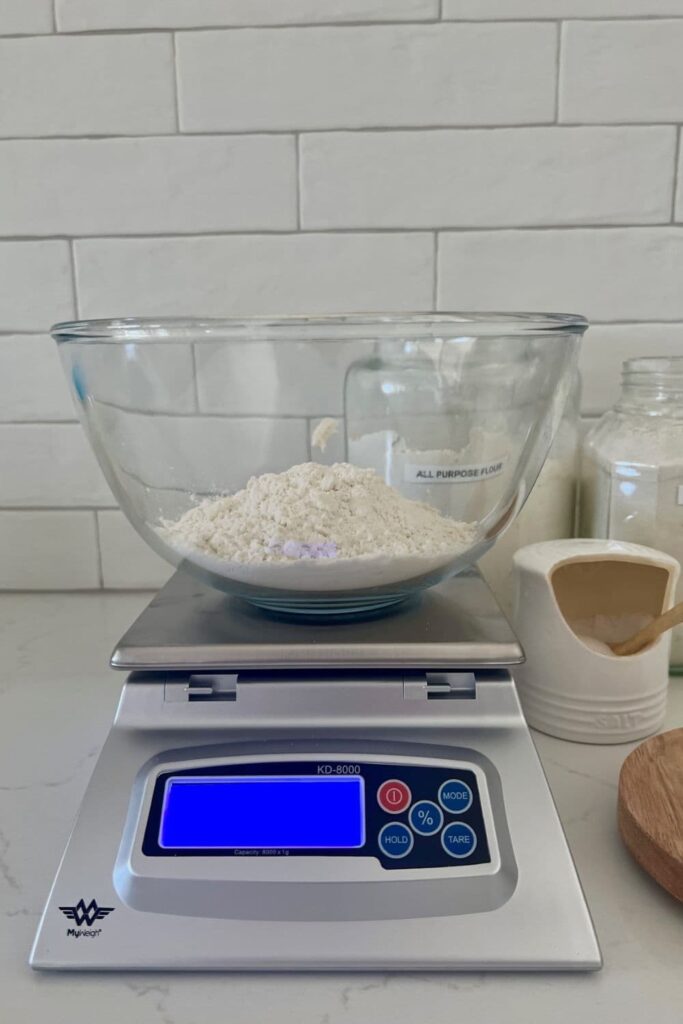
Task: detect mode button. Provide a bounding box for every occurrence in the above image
[438,779,473,815]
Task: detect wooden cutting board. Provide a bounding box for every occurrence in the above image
[618,728,683,902]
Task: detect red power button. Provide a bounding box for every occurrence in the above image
[377,779,411,814]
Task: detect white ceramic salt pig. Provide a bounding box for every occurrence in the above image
[511,539,679,744]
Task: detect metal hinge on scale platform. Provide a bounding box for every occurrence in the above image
[164,672,476,703]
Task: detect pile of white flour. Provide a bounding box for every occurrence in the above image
[159,462,476,592]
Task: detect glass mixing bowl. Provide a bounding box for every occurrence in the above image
[53,314,586,616]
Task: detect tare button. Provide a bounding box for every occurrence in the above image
[438,779,473,815]
[441,822,477,859]
[378,822,414,859]
[377,779,411,814]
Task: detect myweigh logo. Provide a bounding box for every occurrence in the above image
[59,898,114,930]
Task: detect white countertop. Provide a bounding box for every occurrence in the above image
[1,591,682,1024]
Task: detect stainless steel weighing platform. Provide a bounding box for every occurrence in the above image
[30,570,601,971]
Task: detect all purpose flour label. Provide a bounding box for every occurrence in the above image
[404,460,505,484]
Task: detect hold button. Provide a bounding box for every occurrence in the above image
[378,822,414,859]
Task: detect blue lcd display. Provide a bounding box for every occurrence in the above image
[159,775,365,850]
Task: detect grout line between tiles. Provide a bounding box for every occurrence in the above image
[189,343,200,411]
[0,21,553,41]
[430,15,683,23]
[304,417,313,461]
[7,17,683,39]
[50,0,57,33]
[671,126,681,223]
[92,510,104,588]
[67,239,79,319]
[432,233,439,311]
[295,133,302,230]
[170,32,181,132]
[64,396,329,420]
[0,124,680,141]
[0,506,119,512]
[0,587,156,594]
[6,223,683,245]
[0,330,67,336]
[554,21,562,124]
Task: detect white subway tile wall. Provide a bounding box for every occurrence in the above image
[0,424,114,508]
[0,1,54,34]
[579,324,683,414]
[300,128,676,228]
[1,9,681,589]
[73,235,434,316]
[0,512,99,590]
[560,21,683,124]
[437,229,683,321]
[0,242,73,331]
[56,1,439,31]
[0,336,75,422]
[195,341,376,417]
[0,35,176,137]
[444,2,683,17]
[176,24,557,131]
[92,413,309,494]
[0,137,298,235]
[96,511,172,590]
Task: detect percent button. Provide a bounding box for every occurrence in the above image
[408,800,443,836]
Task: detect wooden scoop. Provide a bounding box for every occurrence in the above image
[611,601,683,657]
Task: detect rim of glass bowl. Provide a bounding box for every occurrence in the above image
[51,312,588,343]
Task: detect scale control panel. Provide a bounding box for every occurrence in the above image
[142,760,492,871]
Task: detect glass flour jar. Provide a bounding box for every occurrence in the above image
[344,332,581,618]
[479,368,581,618]
[580,357,683,671]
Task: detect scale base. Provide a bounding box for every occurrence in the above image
[30,671,601,972]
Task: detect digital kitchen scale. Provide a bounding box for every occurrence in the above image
[30,569,601,971]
